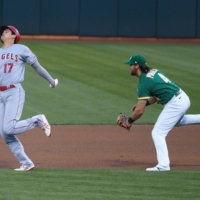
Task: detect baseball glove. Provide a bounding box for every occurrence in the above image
[116,113,131,130]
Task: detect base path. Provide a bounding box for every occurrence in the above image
[0,125,199,170]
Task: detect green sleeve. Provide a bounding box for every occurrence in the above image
[137,83,151,100]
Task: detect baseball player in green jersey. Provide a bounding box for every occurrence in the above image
[123,54,200,171]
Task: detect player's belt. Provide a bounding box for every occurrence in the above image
[175,90,182,97]
[0,85,16,91]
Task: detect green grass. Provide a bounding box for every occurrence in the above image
[20,41,200,124]
[2,41,200,199]
[0,169,199,200]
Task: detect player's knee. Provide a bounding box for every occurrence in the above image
[151,128,165,140]
[3,127,13,135]
[3,123,14,135]
[175,116,185,127]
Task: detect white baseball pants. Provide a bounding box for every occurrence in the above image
[0,84,45,167]
[151,90,200,169]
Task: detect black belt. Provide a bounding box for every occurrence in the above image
[175,90,182,97]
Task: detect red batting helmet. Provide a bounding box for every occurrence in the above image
[0,25,20,44]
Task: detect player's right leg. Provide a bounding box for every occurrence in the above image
[0,98,34,170]
[147,90,190,171]
[4,114,51,136]
[3,86,51,136]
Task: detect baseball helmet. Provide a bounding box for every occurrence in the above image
[0,25,20,44]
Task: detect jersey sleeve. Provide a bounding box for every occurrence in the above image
[21,45,37,65]
[137,83,151,100]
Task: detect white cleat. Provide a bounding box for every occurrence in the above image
[41,114,51,137]
[14,165,35,171]
[146,166,170,172]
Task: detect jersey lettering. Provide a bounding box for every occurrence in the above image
[1,53,18,62]
[146,69,158,78]
[158,73,171,83]
[4,63,14,73]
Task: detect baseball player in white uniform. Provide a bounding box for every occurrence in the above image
[0,25,58,171]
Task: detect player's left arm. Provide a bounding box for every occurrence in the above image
[127,97,158,126]
[117,100,146,130]
[130,100,146,121]
[23,45,58,88]
[31,61,58,88]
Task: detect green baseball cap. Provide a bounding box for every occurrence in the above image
[124,54,147,65]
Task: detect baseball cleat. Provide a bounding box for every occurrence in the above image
[41,114,51,137]
[14,165,35,171]
[146,166,170,172]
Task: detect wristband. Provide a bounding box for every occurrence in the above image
[128,117,134,124]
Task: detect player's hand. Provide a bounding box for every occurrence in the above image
[49,78,58,88]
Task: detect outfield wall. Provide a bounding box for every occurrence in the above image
[0,0,200,38]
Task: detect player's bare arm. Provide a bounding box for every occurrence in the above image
[147,96,158,105]
[130,100,146,121]
[116,100,147,130]
[119,100,146,129]
[127,97,157,126]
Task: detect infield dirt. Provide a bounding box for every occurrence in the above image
[0,125,199,170]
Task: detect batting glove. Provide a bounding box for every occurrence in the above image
[49,78,58,88]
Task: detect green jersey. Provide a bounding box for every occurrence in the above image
[137,69,180,105]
